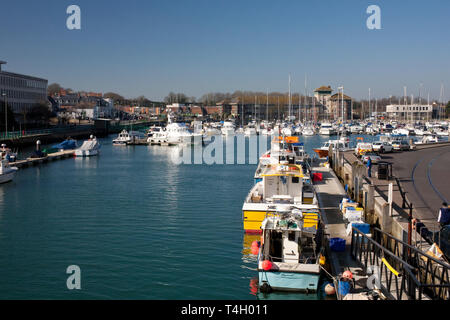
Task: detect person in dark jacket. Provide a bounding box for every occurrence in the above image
[367,157,372,178]
[438,202,450,227]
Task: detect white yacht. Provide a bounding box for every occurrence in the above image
[319,123,336,136]
[0,159,18,184]
[75,135,101,157]
[244,126,257,136]
[221,121,235,136]
[166,122,203,145]
[281,126,293,136]
[302,127,315,136]
[148,131,169,145]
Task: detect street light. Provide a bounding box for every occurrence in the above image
[1,91,6,137]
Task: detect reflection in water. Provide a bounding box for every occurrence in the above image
[74,156,99,169]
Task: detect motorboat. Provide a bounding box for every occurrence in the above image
[0,144,17,162]
[147,126,164,138]
[302,127,315,136]
[319,123,336,136]
[166,122,203,145]
[75,135,101,157]
[148,131,169,145]
[257,207,324,292]
[112,130,146,145]
[242,163,318,234]
[244,126,258,136]
[0,159,18,184]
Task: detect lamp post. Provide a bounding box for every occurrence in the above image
[1,91,6,138]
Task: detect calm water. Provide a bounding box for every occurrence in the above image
[0,133,383,299]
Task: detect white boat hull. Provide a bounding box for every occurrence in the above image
[75,149,99,157]
[0,169,17,184]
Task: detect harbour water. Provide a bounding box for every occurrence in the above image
[0,133,417,299]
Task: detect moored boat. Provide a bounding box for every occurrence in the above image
[242,163,318,234]
[0,159,18,184]
[75,135,101,157]
[257,207,324,292]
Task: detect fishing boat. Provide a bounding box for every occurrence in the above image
[75,135,101,157]
[313,137,351,158]
[242,163,318,234]
[258,207,324,292]
[254,136,309,184]
[0,159,18,184]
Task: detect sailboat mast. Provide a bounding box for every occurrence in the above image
[288,74,292,121]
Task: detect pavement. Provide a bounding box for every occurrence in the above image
[384,146,450,231]
[343,145,450,233]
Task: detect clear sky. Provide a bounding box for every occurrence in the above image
[1,0,449,101]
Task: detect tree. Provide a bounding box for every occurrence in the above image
[28,103,53,123]
[104,92,125,101]
[446,101,450,118]
[48,83,63,96]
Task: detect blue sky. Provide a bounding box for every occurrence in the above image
[1,0,449,101]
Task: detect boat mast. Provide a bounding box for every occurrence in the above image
[288,74,292,122]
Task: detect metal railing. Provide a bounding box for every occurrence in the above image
[373,227,450,300]
[351,227,425,300]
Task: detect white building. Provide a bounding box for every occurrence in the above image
[386,104,434,120]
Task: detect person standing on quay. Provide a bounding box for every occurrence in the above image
[438,202,450,228]
[366,157,372,178]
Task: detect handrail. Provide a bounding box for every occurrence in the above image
[351,227,423,300]
[374,227,450,269]
[373,227,450,300]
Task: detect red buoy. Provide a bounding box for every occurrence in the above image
[251,241,260,248]
[262,260,273,271]
[251,246,259,255]
[343,270,353,280]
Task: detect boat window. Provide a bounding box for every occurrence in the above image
[292,177,299,183]
[288,232,296,241]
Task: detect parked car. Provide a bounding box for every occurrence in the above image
[372,141,393,153]
[391,140,410,151]
[361,152,382,164]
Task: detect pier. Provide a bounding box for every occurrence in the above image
[9,149,75,168]
[319,142,450,300]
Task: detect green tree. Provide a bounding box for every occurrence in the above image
[47,83,63,95]
[28,103,53,123]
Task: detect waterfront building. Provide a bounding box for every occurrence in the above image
[330,92,353,121]
[385,104,442,120]
[0,60,48,113]
[314,86,333,108]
